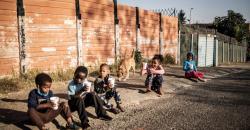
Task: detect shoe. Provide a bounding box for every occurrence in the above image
[81,123,90,130]
[98,114,113,121]
[117,104,125,112]
[110,107,120,114]
[66,123,81,130]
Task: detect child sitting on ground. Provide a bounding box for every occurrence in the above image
[94,63,125,113]
[27,73,79,130]
[67,66,112,129]
[183,52,206,82]
[141,54,165,95]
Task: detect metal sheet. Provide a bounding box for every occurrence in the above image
[206,36,214,66]
[198,35,206,67]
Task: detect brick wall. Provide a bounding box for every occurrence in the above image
[24,0,77,71]
[0,0,178,76]
[140,9,160,59]
[0,0,19,75]
[81,0,115,66]
[162,16,178,62]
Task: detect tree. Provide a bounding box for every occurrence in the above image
[178,9,186,26]
[213,10,247,41]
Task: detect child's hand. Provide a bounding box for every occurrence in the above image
[47,102,54,109]
[149,68,156,74]
[107,83,113,89]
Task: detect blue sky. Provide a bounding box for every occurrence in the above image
[118,0,250,23]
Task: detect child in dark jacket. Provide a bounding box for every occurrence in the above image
[183,52,206,82]
[27,73,79,130]
[94,64,125,113]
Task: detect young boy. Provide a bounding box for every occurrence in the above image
[94,64,125,113]
[68,66,112,129]
[27,73,79,130]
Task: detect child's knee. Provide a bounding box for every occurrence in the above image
[59,102,69,108]
[27,108,38,116]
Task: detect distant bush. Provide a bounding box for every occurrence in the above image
[164,53,176,65]
[134,50,143,69]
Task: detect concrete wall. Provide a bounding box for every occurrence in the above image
[0,0,178,76]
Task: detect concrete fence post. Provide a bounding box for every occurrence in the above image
[240,46,243,62]
[17,0,26,74]
[177,30,181,65]
[75,0,83,66]
[222,41,224,63]
[227,42,231,63]
[113,0,120,63]
[136,7,140,52]
[190,33,193,52]
[159,13,163,55]
[213,36,218,66]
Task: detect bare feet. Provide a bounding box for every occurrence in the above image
[198,78,206,82]
[117,104,125,112]
[145,89,151,93]
[157,89,163,96]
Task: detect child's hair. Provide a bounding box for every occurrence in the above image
[152,54,164,64]
[35,73,52,86]
[74,66,88,76]
[100,63,110,70]
[186,52,194,60]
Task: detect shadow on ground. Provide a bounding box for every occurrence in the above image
[175,70,250,107]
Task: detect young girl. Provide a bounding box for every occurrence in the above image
[94,63,124,113]
[141,54,165,95]
[183,52,206,82]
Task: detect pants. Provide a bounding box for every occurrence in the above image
[99,88,122,109]
[28,102,71,130]
[145,74,163,90]
[68,92,107,125]
[106,88,121,104]
[185,71,204,79]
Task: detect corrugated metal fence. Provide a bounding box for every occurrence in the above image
[180,31,247,67]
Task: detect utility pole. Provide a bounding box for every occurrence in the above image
[189,8,193,25]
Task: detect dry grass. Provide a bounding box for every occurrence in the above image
[0,69,75,94]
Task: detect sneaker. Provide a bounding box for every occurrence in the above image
[117,104,125,112]
[98,114,113,121]
[66,123,81,130]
